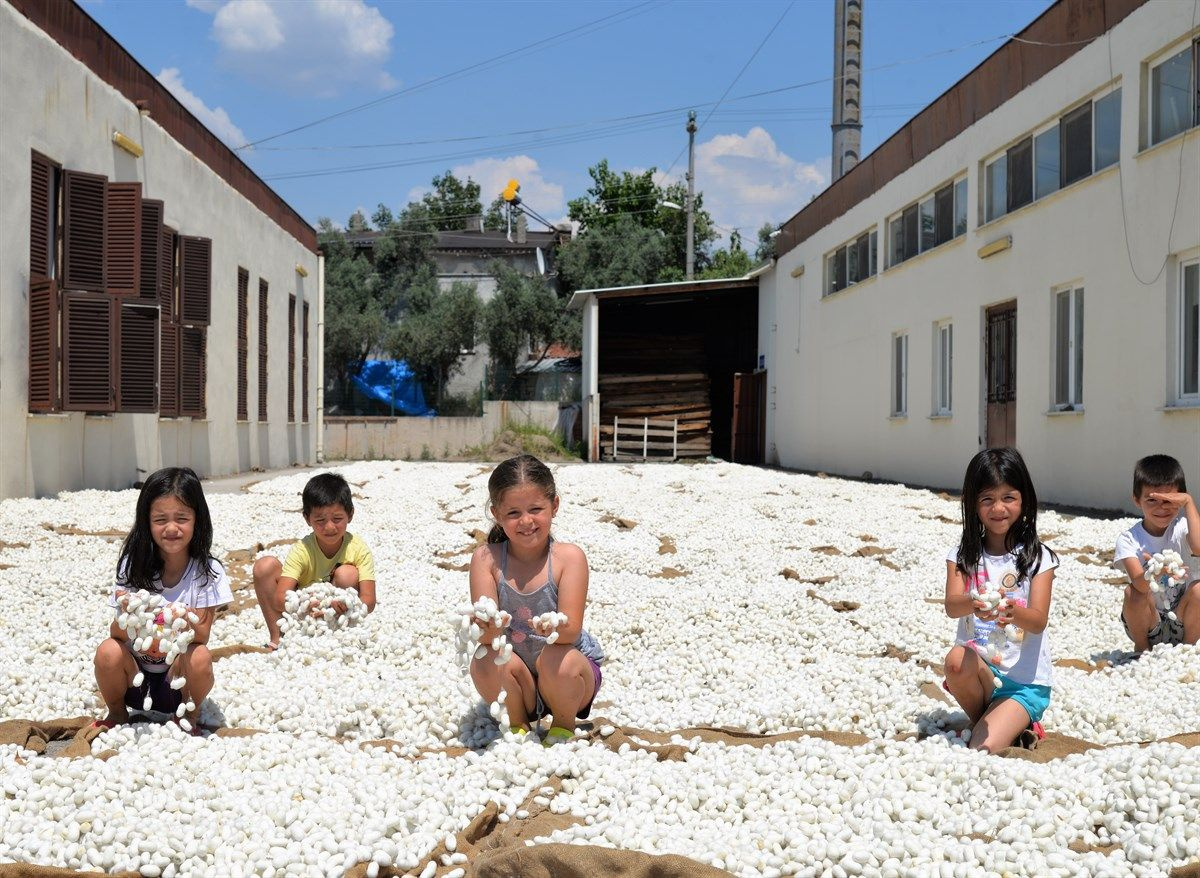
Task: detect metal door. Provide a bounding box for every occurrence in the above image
[985,303,1017,448]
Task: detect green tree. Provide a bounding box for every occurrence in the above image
[699,229,754,280]
[483,195,508,231]
[567,159,717,280]
[388,266,480,407]
[422,171,483,231]
[754,221,778,263]
[483,263,579,397]
[318,222,389,396]
[347,209,370,232]
[557,213,670,294]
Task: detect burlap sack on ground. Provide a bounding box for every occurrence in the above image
[0,866,137,878]
[0,717,102,758]
[470,843,731,878]
[1170,863,1200,878]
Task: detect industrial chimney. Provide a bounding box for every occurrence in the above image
[831,0,863,181]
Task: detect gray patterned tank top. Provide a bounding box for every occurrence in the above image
[497,539,604,672]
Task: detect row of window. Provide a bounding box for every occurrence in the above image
[824,38,1200,298]
[888,260,1200,417]
[27,151,309,422]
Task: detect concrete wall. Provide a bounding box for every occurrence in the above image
[757,2,1200,509]
[324,400,562,461]
[1,1,319,498]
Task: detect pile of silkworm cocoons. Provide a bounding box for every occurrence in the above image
[1144,549,1188,594]
[531,610,569,644]
[116,590,197,724]
[278,582,369,637]
[0,460,1197,878]
[969,580,1018,684]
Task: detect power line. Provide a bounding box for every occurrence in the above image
[235,1,665,150]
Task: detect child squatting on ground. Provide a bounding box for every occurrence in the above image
[468,454,604,746]
[1114,454,1200,651]
[943,447,1058,753]
[252,472,376,650]
[93,467,232,733]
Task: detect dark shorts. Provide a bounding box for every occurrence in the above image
[124,671,183,714]
[534,656,603,720]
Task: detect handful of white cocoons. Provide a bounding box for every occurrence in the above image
[279,582,368,637]
[531,610,568,644]
[454,596,515,729]
[970,582,1018,688]
[116,590,198,724]
[1144,550,1188,594]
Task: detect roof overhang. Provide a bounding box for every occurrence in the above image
[567,275,759,310]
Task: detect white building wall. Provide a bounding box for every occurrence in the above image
[0,1,320,499]
[759,2,1199,509]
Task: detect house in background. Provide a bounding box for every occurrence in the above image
[1,0,321,499]
[341,221,570,402]
[756,0,1198,509]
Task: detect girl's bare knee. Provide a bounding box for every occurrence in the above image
[944,645,969,677]
[94,638,125,668]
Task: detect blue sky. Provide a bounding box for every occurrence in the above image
[83,0,1054,243]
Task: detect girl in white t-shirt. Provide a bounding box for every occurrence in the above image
[92,467,232,733]
[943,448,1058,754]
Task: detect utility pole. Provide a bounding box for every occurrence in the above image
[685,110,697,280]
[831,0,863,181]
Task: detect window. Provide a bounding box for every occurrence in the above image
[288,294,296,423]
[892,333,908,416]
[887,178,966,268]
[985,90,1123,221]
[1053,287,1084,409]
[935,321,953,415]
[824,228,877,295]
[1181,260,1199,400]
[1093,89,1121,171]
[237,269,249,421]
[1151,41,1199,146]
[1034,125,1060,200]
[258,279,269,422]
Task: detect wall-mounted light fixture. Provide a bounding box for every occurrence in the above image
[295,264,309,277]
[112,131,143,158]
[135,99,151,116]
[790,265,805,278]
[977,235,1012,259]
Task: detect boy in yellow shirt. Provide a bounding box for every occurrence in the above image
[252,472,376,649]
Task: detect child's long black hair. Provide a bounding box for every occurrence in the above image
[955,447,1056,581]
[117,467,215,592]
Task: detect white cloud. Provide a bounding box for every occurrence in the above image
[203,0,395,97]
[408,156,566,227]
[688,127,829,244]
[156,68,249,150]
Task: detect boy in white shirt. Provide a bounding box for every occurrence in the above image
[1114,454,1200,651]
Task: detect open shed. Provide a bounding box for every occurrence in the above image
[569,277,762,464]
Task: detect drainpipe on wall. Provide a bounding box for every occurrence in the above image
[316,254,325,464]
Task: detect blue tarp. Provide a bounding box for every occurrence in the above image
[351,359,433,416]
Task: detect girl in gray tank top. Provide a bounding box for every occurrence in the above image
[468,454,604,742]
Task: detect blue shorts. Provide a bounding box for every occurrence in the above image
[989,666,1051,723]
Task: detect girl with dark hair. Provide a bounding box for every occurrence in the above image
[469,455,604,745]
[942,447,1058,753]
[92,467,231,733]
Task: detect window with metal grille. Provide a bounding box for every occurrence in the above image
[288,294,296,422]
[237,268,249,421]
[302,301,310,422]
[258,278,269,422]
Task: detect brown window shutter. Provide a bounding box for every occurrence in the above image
[302,301,310,422]
[258,278,269,422]
[139,200,163,303]
[30,152,56,280]
[62,170,107,292]
[179,326,207,418]
[105,182,141,297]
[61,291,115,412]
[288,294,296,422]
[160,320,180,417]
[237,268,249,421]
[160,228,177,320]
[29,277,60,412]
[179,236,212,325]
[118,303,158,412]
